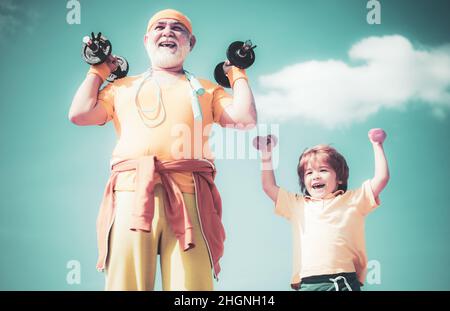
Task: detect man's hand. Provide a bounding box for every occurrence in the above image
[368,128,387,144]
[104,54,119,74]
[87,54,117,82]
[222,60,233,75]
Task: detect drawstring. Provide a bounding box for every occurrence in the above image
[329,276,353,291]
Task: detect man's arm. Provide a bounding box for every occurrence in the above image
[368,128,390,198]
[68,74,108,126]
[219,63,257,129]
[68,56,116,126]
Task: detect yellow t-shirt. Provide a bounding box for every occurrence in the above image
[98,73,232,193]
[275,180,380,286]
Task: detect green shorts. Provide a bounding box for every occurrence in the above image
[298,272,361,291]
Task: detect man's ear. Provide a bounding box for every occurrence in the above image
[189,35,196,51]
[143,34,148,46]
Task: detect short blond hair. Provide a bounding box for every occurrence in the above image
[297,144,349,195]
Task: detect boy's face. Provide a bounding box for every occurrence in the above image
[304,157,340,199]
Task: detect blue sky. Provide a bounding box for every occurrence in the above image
[0,0,449,290]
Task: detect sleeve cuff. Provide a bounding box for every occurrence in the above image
[275,187,289,219]
[87,62,111,82]
[226,67,248,88]
[213,98,232,123]
[352,180,382,216]
[364,180,381,209]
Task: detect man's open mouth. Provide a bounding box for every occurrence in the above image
[159,41,177,48]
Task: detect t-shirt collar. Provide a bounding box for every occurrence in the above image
[304,189,344,201]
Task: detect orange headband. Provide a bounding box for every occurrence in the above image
[146,9,192,34]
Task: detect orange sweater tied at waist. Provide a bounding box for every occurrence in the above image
[95,156,226,278]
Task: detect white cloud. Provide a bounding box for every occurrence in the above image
[255,35,450,128]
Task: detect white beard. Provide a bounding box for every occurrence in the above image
[147,41,191,68]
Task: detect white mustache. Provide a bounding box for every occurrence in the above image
[147,41,191,68]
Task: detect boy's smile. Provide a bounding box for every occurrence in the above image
[304,158,340,199]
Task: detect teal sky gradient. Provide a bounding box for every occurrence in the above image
[1,0,449,290]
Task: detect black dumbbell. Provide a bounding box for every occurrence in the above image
[81,32,129,82]
[214,40,257,88]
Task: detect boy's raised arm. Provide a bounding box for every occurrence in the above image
[368,128,390,198]
[255,135,280,203]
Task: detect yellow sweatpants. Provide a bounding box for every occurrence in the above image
[105,184,213,290]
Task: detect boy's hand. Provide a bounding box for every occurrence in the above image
[253,135,278,160]
[253,135,278,152]
[368,128,386,144]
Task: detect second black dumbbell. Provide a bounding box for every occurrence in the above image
[214,40,256,88]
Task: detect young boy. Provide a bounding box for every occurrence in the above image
[256,129,389,291]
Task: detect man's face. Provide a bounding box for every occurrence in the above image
[144,18,193,69]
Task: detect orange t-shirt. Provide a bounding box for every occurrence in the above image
[97,73,232,193]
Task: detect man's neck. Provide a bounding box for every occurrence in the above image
[152,65,184,75]
[150,66,185,85]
